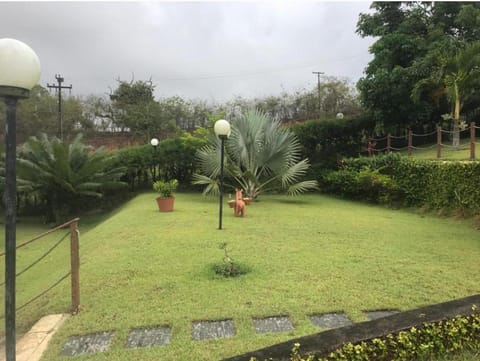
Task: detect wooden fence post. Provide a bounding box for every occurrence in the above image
[470,122,476,160]
[70,221,80,314]
[436,127,442,159]
[408,129,413,156]
[387,133,391,153]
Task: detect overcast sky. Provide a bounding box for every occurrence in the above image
[0,1,375,102]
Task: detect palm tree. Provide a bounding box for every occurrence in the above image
[17,133,126,223]
[413,42,480,148]
[193,109,318,199]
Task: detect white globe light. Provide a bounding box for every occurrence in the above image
[214,119,231,137]
[0,38,41,91]
[150,138,159,146]
[336,112,344,119]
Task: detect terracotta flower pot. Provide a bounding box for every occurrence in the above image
[156,196,175,212]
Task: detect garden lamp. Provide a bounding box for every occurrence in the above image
[214,119,231,230]
[150,137,159,182]
[0,38,41,361]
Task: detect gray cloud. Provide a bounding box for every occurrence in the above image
[0,1,374,102]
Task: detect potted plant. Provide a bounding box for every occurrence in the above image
[153,179,178,212]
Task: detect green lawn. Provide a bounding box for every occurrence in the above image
[405,137,479,160]
[1,193,479,361]
[0,212,115,338]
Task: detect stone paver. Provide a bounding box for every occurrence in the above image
[253,316,294,334]
[364,310,400,320]
[309,313,353,329]
[61,331,114,356]
[126,326,171,348]
[192,319,236,341]
[40,307,406,357]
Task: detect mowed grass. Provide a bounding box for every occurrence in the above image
[1,193,479,361]
[404,137,479,160]
[0,213,113,336]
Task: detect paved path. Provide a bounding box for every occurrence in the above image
[0,314,69,361]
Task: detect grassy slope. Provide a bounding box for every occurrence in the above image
[0,214,114,336]
[3,193,479,361]
[404,137,479,160]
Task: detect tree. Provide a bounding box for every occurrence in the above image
[158,96,189,129]
[17,133,126,223]
[16,85,57,139]
[0,85,86,141]
[80,95,116,132]
[357,2,480,132]
[357,2,432,131]
[413,42,480,147]
[110,79,176,140]
[193,109,318,199]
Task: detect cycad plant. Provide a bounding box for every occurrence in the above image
[16,133,126,223]
[193,109,318,199]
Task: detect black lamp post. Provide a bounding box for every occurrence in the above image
[150,137,159,182]
[214,119,231,230]
[0,38,41,361]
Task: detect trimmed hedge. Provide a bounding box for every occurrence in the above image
[250,311,480,361]
[108,133,207,191]
[292,115,375,167]
[319,154,480,214]
[393,159,480,213]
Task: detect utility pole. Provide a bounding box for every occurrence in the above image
[47,74,72,140]
[312,71,324,119]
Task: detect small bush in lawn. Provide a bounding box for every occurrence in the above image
[212,242,249,278]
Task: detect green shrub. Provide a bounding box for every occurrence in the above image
[152,179,178,198]
[357,168,403,205]
[321,169,360,198]
[340,152,402,172]
[390,157,430,207]
[212,242,250,278]
[250,311,480,361]
[156,134,207,184]
[109,144,152,191]
[292,114,375,167]
[391,159,480,213]
[109,133,207,191]
[321,155,403,206]
[319,154,480,214]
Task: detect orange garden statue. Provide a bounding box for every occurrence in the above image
[229,189,246,217]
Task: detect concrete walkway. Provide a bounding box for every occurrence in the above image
[0,314,69,361]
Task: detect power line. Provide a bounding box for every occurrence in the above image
[157,53,365,81]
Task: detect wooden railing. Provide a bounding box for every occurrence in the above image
[0,217,80,314]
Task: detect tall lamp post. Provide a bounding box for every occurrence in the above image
[214,119,231,230]
[150,138,159,182]
[0,38,41,361]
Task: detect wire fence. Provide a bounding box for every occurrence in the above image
[0,218,80,318]
[367,122,480,160]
